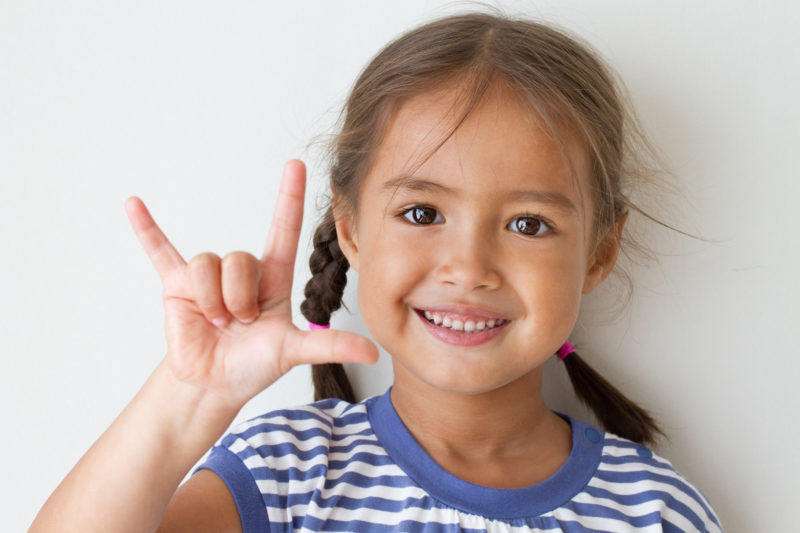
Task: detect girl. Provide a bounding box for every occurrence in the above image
[30,12,722,532]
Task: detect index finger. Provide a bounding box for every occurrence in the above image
[125,196,186,281]
[261,159,306,269]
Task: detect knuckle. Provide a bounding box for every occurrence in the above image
[222,251,258,270]
[187,252,220,274]
[221,252,260,285]
[273,214,300,232]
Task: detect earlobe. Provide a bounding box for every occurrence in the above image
[582,217,626,294]
[334,211,360,272]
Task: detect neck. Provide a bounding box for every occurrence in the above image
[390,366,572,487]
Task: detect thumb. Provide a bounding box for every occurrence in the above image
[281,328,380,369]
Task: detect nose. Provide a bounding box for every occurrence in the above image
[433,227,501,291]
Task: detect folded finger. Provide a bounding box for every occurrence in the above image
[186,253,229,327]
[221,251,262,323]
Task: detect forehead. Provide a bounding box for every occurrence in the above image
[363,80,592,209]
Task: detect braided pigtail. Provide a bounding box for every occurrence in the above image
[300,207,357,403]
[562,349,663,446]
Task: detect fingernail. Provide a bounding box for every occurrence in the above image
[240,316,255,324]
[212,317,228,328]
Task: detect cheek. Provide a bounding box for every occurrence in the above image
[514,246,587,327]
[355,227,418,314]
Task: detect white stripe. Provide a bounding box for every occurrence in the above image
[327,443,388,460]
[236,438,385,464]
[551,505,665,532]
[258,477,429,503]
[598,458,685,478]
[243,453,406,480]
[241,429,376,452]
[601,443,655,457]
[288,498,550,531]
[227,437,250,455]
[572,489,676,523]
[588,475,718,529]
[235,400,363,426]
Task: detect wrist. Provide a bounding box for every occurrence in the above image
[141,360,244,460]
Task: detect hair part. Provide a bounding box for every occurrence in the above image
[301,11,666,444]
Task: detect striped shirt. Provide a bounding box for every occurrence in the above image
[197,389,722,532]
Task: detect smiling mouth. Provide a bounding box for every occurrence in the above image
[419,310,507,333]
[414,308,510,346]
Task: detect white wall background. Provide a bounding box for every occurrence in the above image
[3,1,797,531]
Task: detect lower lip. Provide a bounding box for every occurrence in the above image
[415,309,509,346]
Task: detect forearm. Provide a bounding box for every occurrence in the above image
[29,359,241,533]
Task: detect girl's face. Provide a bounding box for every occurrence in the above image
[336,82,621,396]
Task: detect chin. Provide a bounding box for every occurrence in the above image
[413,364,531,397]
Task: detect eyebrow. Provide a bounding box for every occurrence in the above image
[382,175,578,212]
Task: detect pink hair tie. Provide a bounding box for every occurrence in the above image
[557,341,575,360]
[308,322,330,330]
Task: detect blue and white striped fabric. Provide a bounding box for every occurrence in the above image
[197,389,722,532]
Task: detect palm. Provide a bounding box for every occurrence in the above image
[126,160,377,406]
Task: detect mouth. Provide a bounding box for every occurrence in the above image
[414,308,510,346]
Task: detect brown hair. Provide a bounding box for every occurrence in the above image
[300,11,663,445]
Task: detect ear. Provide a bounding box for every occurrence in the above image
[582,215,626,294]
[333,203,360,272]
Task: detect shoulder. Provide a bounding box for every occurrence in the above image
[194,397,384,532]
[585,431,723,532]
[215,397,374,465]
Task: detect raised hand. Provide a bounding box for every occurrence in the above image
[125,159,378,408]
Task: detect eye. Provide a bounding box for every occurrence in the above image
[507,215,552,237]
[401,205,444,225]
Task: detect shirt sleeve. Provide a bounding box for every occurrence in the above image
[194,445,271,533]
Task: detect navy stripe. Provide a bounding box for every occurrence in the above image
[293,514,486,533]
[322,470,419,490]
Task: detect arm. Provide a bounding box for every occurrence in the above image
[158,468,242,533]
[30,360,241,533]
[28,160,378,533]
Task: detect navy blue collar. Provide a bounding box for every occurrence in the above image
[366,388,604,520]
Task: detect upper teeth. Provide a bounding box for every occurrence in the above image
[423,311,505,332]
